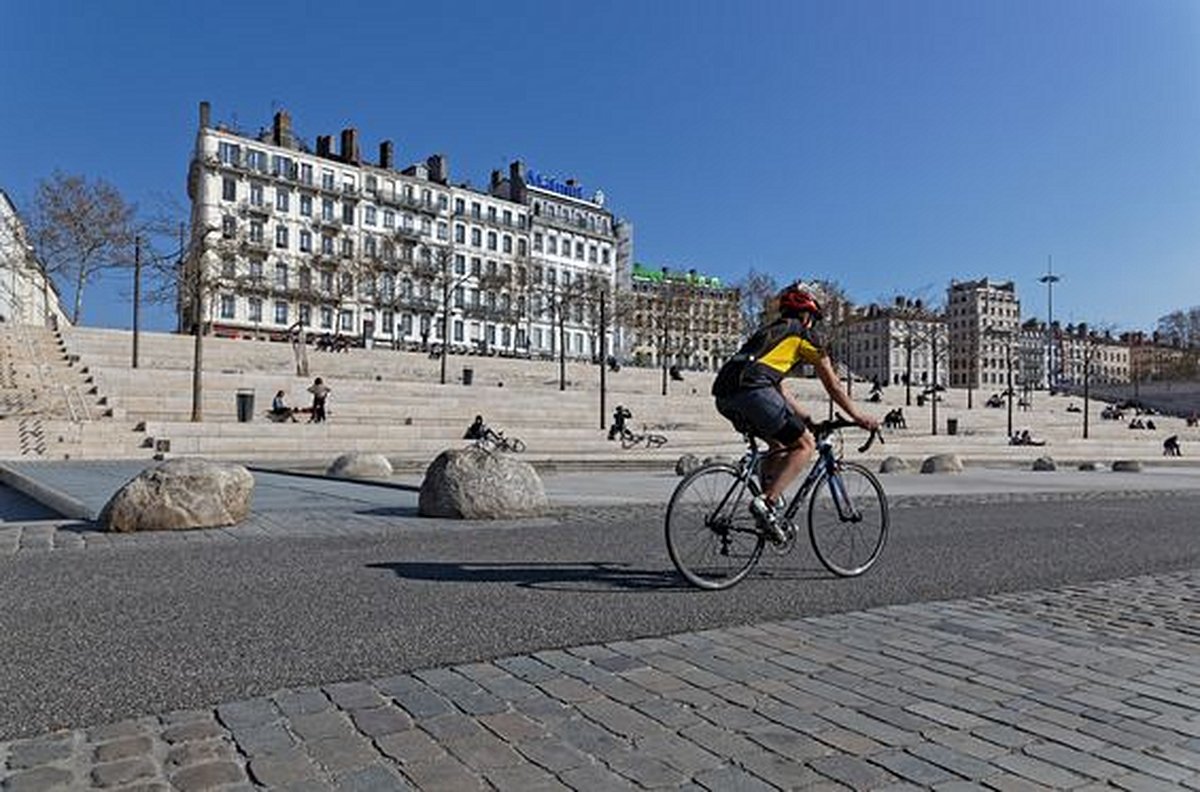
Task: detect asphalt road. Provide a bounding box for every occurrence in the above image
[3,494,1200,740]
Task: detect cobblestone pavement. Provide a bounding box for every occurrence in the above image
[3,569,1199,790]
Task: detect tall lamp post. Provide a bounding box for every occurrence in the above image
[1039,257,1060,392]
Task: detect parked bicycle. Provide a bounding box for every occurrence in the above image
[617,426,667,449]
[478,426,526,453]
[665,414,888,590]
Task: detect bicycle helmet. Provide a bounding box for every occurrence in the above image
[777,282,824,320]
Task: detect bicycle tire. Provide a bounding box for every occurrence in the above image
[646,434,667,448]
[509,437,526,453]
[620,433,640,450]
[807,461,889,577]
[666,464,764,590]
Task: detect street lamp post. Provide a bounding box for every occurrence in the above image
[1039,257,1060,392]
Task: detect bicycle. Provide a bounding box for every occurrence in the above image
[618,426,668,449]
[477,427,526,453]
[665,414,888,590]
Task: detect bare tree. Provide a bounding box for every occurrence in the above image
[735,268,777,336]
[29,172,136,324]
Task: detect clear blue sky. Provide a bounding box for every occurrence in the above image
[3,0,1198,333]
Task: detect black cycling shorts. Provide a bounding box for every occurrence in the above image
[715,388,807,445]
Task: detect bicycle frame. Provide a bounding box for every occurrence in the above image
[739,433,862,529]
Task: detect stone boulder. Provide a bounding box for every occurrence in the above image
[1032,456,1057,472]
[1112,459,1143,473]
[1077,461,1102,472]
[327,452,393,479]
[878,456,909,474]
[101,459,254,533]
[920,453,963,474]
[675,454,701,477]
[419,446,548,519]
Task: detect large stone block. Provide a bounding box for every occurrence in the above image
[878,456,909,474]
[675,454,701,477]
[1032,456,1057,472]
[327,452,393,479]
[419,446,548,519]
[920,453,963,474]
[101,459,254,532]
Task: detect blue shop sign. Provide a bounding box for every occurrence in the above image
[526,168,585,200]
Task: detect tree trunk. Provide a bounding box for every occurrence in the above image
[73,270,86,325]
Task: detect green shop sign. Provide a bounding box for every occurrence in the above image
[631,263,723,288]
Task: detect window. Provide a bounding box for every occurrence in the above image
[575,242,584,260]
[222,215,237,238]
[454,287,464,308]
[454,198,465,215]
[421,189,431,207]
[272,155,293,178]
[249,183,264,206]
[601,247,609,265]
[471,202,481,219]
[299,303,311,326]
[218,141,240,165]
[534,233,543,251]
[248,297,263,322]
[487,231,497,251]
[275,263,288,288]
[518,239,527,257]
[221,177,236,202]
[487,206,497,224]
[320,235,334,255]
[437,221,448,241]
[221,258,236,279]
[454,254,466,275]
[274,301,288,324]
[275,225,289,249]
[342,202,355,225]
[248,260,263,280]
[219,295,235,319]
[455,224,465,243]
[249,221,264,244]
[340,273,354,294]
[383,209,395,229]
[320,271,333,292]
[365,175,377,194]
[502,209,512,226]
[547,236,557,255]
[299,230,312,253]
[299,267,312,291]
[321,170,335,190]
[299,194,312,217]
[364,235,377,257]
[471,228,481,247]
[420,217,431,236]
[381,309,393,334]
[364,206,377,226]
[340,238,353,257]
[247,149,267,172]
[470,257,481,276]
[502,235,512,254]
[340,310,354,331]
[300,163,313,185]
[321,198,334,221]
[320,306,333,329]
[453,320,464,342]
[588,245,597,263]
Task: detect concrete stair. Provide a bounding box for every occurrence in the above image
[57,326,1200,468]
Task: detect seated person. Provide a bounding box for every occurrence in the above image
[1066,403,1081,413]
[669,364,684,381]
[1146,419,1157,430]
[1020,429,1045,446]
[270,390,298,422]
[1163,435,1182,456]
[464,415,486,440]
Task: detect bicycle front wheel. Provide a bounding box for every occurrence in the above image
[508,437,526,453]
[808,461,889,577]
[646,434,667,448]
[620,433,639,450]
[666,464,764,590]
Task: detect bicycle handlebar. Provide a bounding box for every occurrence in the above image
[807,413,884,454]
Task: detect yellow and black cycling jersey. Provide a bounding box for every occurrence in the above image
[711,317,826,397]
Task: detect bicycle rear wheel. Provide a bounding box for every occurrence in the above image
[508,437,526,453]
[620,432,640,450]
[646,434,667,448]
[807,461,888,577]
[666,464,764,590]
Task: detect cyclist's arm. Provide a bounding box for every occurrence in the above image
[814,356,879,431]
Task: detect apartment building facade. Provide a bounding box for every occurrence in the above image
[624,265,742,372]
[946,278,1021,391]
[185,103,625,360]
[0,190,68,328]
[846,298,947,389]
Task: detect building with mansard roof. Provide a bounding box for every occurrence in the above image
[185,102,628,361]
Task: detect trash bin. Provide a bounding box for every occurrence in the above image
[462,367,474,386]
[916,394,926,407]
[236,389,255,422]
[947,418,958,435]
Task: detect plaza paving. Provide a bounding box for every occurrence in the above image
[2,463,1200,790]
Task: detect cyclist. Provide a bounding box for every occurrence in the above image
[711,282,879,543]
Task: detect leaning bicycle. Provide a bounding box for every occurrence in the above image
[618,426,668,449]
[665,414,888,590]
[477,427,526,453]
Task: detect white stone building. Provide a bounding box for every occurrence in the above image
[846,298,947,390]
[185,103,625,359]
[0,190,69,328]
[946,278,1021,391]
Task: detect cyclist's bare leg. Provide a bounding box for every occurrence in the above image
[761,433,815,502]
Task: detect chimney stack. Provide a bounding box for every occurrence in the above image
[509,160,525,203]
[379,140,394,169]
[316,135,332,158]
[199,101,211,129]
[490,169,502,191]
[272,110,293,148]
[340,128,360,164]
[426,154,448,184]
